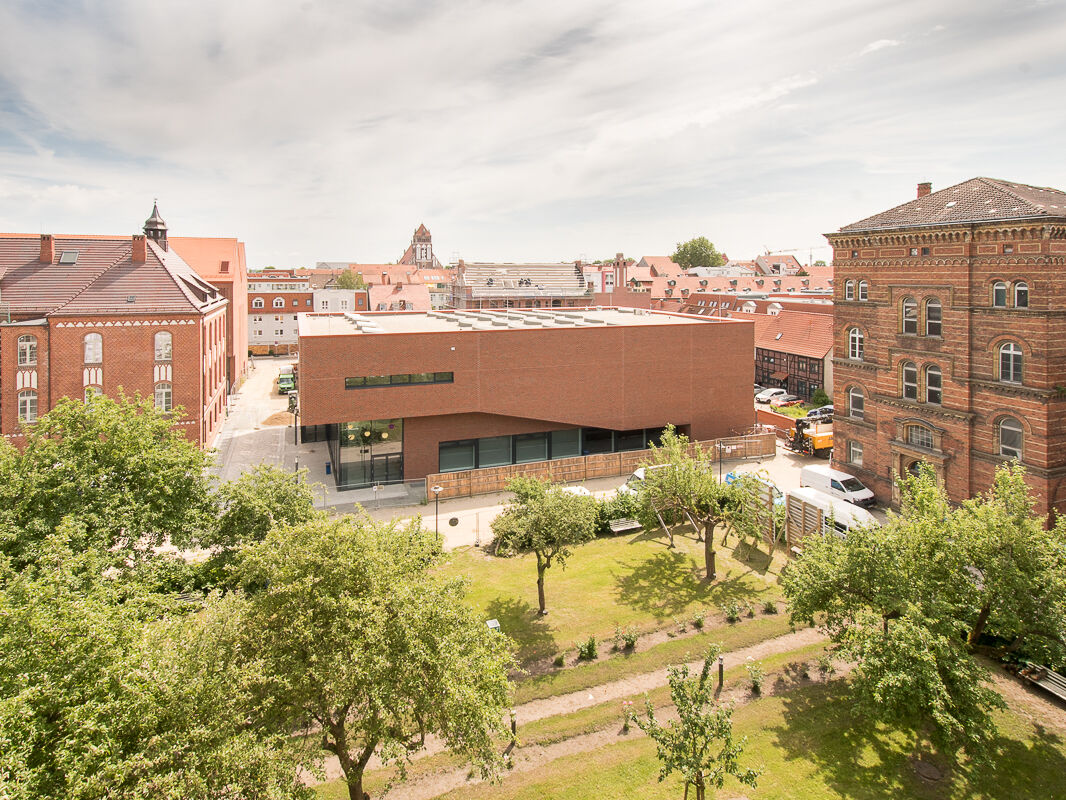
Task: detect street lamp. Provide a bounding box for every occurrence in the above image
[431,484,443,535]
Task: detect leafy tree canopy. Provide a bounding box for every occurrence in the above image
[671,237,725,270]
[491,476,598,614]
[334,270,365,290]
[237,514,514,800]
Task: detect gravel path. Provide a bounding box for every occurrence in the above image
[315,626,826,785]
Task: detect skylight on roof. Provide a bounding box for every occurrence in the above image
[58,251,78,265]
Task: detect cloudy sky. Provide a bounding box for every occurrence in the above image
[1,0,1064,268]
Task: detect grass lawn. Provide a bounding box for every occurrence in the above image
[440,530,787,665]
[439,680,1066,800]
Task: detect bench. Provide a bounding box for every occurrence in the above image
[1020,661,1066,703]
[609,518,643,534]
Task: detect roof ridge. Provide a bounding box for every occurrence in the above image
[148,240,223,310]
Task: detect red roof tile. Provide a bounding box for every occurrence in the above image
[753,310,834,359]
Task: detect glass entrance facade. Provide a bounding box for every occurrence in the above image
[327,418,404,489]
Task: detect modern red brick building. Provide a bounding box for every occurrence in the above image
[828,177,1066,515]
[297,308,754,489]
[170,231,250,392]
[0,224,229,448]
[247,273,314,355]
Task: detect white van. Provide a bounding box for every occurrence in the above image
[785,486,878,546]
[800,464,876,508]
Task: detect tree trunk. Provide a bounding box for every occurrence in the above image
[537,557,548,615]
[704,521,716,581]
[968,601,992,646]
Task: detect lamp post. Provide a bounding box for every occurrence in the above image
[431,484,444,535]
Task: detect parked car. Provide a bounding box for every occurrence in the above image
[753,383,766,395]
[799,464,876,507]
[786,486,879,540]
[755,387,788,404]
[769,393,802,407]
[806,404,834,421]
[725,471,784,507]
[561,485,592,497]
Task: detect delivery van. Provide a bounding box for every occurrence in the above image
[278,365,296,394]
[785,486,878,551]
[799,464,875,508]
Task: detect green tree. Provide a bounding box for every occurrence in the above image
[779,464,1066,760]
[635,644,760,800]
[671,237,725,270]
[814,259,827,266]
[636,427,737,580]
[238,515,514,800]
[334,270,366,290]
[0,534,307,800]
[809,387,831,407]
[491,476,599,614]
[5,393,214,570]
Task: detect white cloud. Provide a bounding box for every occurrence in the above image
[859,39,902,56]
[0,0,1064,266]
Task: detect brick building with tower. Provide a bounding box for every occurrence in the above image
[0,206,229,447]
[828,177,1066,515]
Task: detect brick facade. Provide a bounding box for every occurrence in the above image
[827,178,1066,516]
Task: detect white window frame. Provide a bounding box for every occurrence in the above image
[844,280,855,300]
[154,331,173,362]
[902,297,917,334]
[252,297,265,309]
[906,425,934,450]
[848,328,864,360]
[999,342,1023,384]
[902,361,918,401]
[848,441,863,467]
[154,382,173,412]
[849,387,865,420]
[925,299,942,337]
[84,333,102,364]
[273,297,285,308]
[925,365,942,405]
[858,280,868,301]
[998,417,1023,460]
[17,335,37,366]
[18,390,38,423]
[992,281,1007,308]
[1014,282,1029,309]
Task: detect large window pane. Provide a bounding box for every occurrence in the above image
[550,429,580,458]
[439,440,476,472]
[582,428,613,455]
[478,436,512,467]
[616,429,645,451]
[514,433,548,463]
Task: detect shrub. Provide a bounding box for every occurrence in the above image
[553,653,565,668]
[577,636,598,661]
[723,601,741,624]
[810,387,831,407]
[622,629,639,650]
[745,602,756,618]
[674,616,686,634]
[691,611,705,629]
[746,661,766,694]
[817,652,836,677]
[762,599,778,615]
[594,492,642,536]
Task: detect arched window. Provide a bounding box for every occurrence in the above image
[998,417,1023,459]
[17,335,37,366]
[84,333,102,364]
[848,327,864,360]
[858,280,869,301]
[848,387,865,420]
[84,386,102,402]
[992,281,1007,308]
[154,331,172,361]
[154,382,173,412]
[272,297,285,308]
[844,280,855,300]
[925,365,942,405]
[252,297,264,309]
[18,390,37,423]
[901,361,918,400]
[1014,282,1029,309]
[902,297,917,334]
[999,342,1023,383]
[925,298,942,336]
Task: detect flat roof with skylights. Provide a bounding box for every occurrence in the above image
[298,307,725,337]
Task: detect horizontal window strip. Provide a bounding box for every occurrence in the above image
[345,372,453,389]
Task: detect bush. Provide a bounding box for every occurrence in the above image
[594,492,642,536]
[622,629,639,650]
[746,661,766,694]
[577,636,598,661]
[817,652,836,677]
[691,611,705,630]
[723,601,741,624]
[553,653,565,668]
[810,387,831,407]
[745,602,756,618]
[762,599,778,615]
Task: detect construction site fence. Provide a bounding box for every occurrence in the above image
[426,433,776,500]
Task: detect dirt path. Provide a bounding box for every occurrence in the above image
[315,626,826,784]
[383,655,844,800]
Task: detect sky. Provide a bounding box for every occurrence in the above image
[1,0,1064,269]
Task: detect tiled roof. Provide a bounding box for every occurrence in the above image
[460,263,587,298]
[169,236,246,282]
[368,282,432,311]
[643,274,831,299]
[0,235,225,316]
[838,177,1066,233]
[637,256,682,276]
[753,310,834,359]
[680,292,833,317]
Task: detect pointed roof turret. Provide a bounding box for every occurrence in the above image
[143,199,169,250]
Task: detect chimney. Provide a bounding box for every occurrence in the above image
[381,271,389,285]
[39,234,55,263]
[917,181,932,198]
[132,234,147,263]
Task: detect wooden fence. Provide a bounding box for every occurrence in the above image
[425,432,777,500]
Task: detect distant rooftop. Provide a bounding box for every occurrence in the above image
[299,307,725,337]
